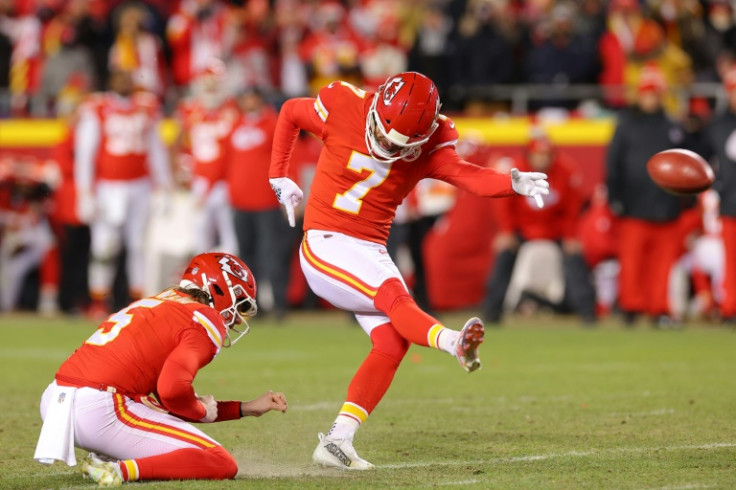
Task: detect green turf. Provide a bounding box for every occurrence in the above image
[0,311,735,489]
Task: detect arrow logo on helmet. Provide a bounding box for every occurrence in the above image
[218,256,248,281]
[382,78,405,106]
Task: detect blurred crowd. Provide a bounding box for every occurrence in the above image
[1,0,736,328]
[1,0,735,116]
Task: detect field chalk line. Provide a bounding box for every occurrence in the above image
[382,442,736,469]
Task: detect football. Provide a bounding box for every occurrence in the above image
[646,149,715,195]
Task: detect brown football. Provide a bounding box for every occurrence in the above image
[646,149,714,195]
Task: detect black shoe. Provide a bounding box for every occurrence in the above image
[652,315,682,330]
[622,311,637,326]
[580,313,598,326]
[482,311,502,325]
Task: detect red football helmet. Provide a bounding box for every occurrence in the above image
[365,72,441,163]
[180,252,257,346]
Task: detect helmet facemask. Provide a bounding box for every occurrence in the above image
[215,274,257,347]
[364,94,437,163]
[180,253,258,348]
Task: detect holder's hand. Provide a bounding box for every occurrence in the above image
[240,390,288,417]
[197,394,218,423]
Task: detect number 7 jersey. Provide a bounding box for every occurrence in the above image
[270,81,514,244]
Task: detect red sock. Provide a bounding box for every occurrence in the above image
[124,446,237,481]
[345,323,409,415]
[373,278,441,347]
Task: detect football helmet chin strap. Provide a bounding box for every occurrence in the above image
[364,94,427,164]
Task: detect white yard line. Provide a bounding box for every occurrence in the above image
[382,442,736,469]
[294,392,670,412]
[624,408,676,416]
[642,484,717,490]
[433,479,481,486]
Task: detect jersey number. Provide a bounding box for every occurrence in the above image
[104,113,148,155]
[85,298,163,346]
[333,152,392,214]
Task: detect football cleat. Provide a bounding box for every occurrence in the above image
[312,432,374,471]
[81,453,123,487]
[456,317,485,373]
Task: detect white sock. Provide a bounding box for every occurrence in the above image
[327,416,360,441]
[437,328,461,356]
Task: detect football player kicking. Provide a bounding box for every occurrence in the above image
[33,253,287,486]
[269,71,549,469]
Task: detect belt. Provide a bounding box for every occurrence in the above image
[55,374,120,394]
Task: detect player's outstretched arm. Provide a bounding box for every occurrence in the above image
[240,390,288,417]
[428,147,549,206]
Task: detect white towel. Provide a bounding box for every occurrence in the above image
[34,384,77,466]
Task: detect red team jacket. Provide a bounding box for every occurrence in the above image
[55,289,237,422]
[225,106,280,211]
[495,155,583,242]
[269,81,515,244]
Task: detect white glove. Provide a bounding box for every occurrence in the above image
[510,168,550,208]
[76,189,96,224]
[269,177,303,227]
[197,394,218,423]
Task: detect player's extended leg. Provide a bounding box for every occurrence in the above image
[301,230,484,372]
[313,322,408,470]
[373,277,484,372]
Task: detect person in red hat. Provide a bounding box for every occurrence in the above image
[606,65,692,326]
[703,65,736,323]
[481,128,597,324]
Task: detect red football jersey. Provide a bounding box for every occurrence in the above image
[177,98,239,186]
[55,289,227,421]
[270,81,514,243]
[80,92,161,181]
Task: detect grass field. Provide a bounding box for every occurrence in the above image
[1,311,735,489]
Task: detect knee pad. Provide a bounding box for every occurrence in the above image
[370,323,409,363]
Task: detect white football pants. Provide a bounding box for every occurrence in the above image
[190,180,238,255]
[299,229,407,334]
[90,178,151,294]
[40,382,220,460]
